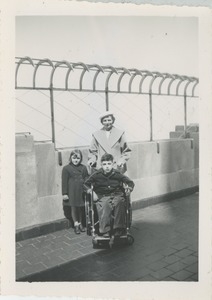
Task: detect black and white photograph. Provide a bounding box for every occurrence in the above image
[0,0,211,299]
[15,12,200,280]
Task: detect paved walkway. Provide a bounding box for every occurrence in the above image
[16,193,198,281]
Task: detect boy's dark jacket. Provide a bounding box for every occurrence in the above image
[84,168,134,196]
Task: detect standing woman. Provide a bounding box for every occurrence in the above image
[87,111,131,174]
[62,149,89,234]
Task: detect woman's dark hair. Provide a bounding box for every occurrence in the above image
[101,153,114,162]
[69,149,83,164]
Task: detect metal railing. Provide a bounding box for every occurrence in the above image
[15,56,199,146]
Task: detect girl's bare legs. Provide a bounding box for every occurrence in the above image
[78,207,85,232]
[71,207,85,233]
[71,207,80,234]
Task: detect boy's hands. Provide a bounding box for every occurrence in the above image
[86,189,98,202]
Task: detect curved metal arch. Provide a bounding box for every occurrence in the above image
[149,72,164,94]
[128,69,143,93]
[72,62,90,91]
[49,60,74,89]
[72,62,89,71]
[167,74,184,95]
[88,64,104,73]
[183,77,199,97]
[103,65,118,73]
[33,58,54,88]
[117,67,131,75]
[129,68,143,75]
[15,56,199,97]
[176,76,191,96]
[139,71,154,93]
[103,66,118,90]
[116,67,131,92]
[158,73,175,95]
[15,56,34,88]
[183,79,194,96]
[191,79,199,97]
[88,64,105,91]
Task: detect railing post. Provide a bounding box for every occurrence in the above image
[50,84,56,145]
[149,92,153,141]
[105,86,109,111]
[184,94,187,138]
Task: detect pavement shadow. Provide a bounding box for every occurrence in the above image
[17,195,198,282]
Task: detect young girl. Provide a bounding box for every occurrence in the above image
[62,149,89,234]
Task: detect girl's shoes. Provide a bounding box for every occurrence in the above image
[74,222,85,234]
[74,225,80,234]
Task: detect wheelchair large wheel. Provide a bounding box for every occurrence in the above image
[85,198,92,236]
[128,202,132,228]
[125,195,132,229]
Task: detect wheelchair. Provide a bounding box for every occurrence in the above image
[84,185,134,249]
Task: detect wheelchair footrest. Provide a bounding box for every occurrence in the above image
[94,235,110,240]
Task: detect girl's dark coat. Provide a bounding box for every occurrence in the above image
[62,163,88,207]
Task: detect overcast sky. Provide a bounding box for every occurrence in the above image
[15,16,198,146]
[16,16,198,76]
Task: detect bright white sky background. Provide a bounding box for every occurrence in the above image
[16,16,198,76]
[15,16,199,147]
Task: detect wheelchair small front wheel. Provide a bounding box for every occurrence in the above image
[109,236,115,249]
[92,238,98,249]
[126,234,134,245]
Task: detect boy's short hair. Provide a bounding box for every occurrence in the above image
[101,153,114,162]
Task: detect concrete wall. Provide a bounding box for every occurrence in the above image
[16,133,199,231]
[128,139,198,202]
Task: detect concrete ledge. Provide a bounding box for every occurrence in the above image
[175,125,184,132]
[187,124,199,132]
[16,219,72,242]
[169,132,186,139]
[132,186,198,210]
[16,187,198,242]
[16,133,34,153]
[175,124,199,133]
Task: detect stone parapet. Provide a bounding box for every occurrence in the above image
[16,133,199,238]
[16,133,34,153]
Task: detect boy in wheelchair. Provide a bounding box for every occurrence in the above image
[84,153,134,237]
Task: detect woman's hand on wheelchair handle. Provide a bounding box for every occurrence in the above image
[63,195,69,201]
[87,158,96,167]
[125,188,131,196]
